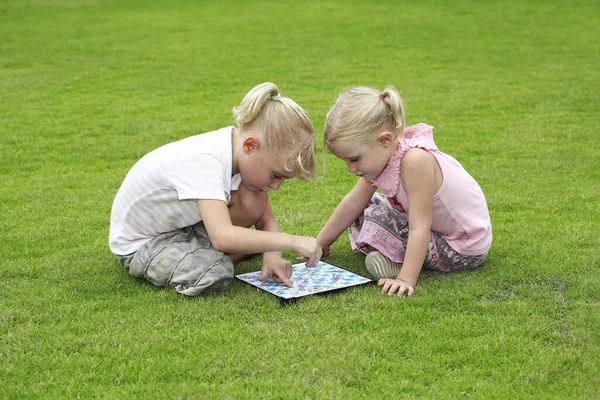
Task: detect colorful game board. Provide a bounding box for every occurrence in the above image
[235,261,372,300]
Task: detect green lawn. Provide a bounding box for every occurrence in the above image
[1,0,599,398]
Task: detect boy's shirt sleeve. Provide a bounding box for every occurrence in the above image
[165,153,229,203]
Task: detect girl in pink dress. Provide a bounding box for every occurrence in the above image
[317,86,492,296]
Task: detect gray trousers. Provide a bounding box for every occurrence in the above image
[116,222,234,296]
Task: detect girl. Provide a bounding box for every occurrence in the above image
[317,86,492,296]
[109,82,322,296]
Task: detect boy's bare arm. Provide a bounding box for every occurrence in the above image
[197,199,321,266]
[254,199,279,234]
[254,199,283,258]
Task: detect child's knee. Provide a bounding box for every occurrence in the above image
[124,225,236,296]
[173,256,235,296]
[229,186,269,228]
[129,245,234,296]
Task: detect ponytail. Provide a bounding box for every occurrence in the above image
[232,82,280,127]
[380,86,406,134]
[324,86,406,145]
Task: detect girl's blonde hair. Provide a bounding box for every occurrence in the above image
[324,86,406,146]
[233,82,316,181]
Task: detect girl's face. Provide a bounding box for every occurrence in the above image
[328,133,397,181]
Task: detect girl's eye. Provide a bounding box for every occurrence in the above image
[350,158,359,162]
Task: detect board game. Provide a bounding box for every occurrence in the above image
[235,261,372,300]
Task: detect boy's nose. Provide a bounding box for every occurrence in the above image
[347,163,357,173]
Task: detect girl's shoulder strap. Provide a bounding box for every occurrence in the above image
[372,123,438,197]
[401,123,438,152]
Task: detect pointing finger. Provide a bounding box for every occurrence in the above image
[281,276,294,288]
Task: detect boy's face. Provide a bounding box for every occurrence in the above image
[328,134,395,182]
[239,137,294,192]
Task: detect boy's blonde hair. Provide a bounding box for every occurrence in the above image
[324,86,406,146]
[233,82,316,181]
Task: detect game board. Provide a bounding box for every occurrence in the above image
[235,261,372,300]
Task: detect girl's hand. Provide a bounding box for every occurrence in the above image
[378,278,414,296]
[320,244,331,257]
[259,254,293,288]
[316,235,332,257]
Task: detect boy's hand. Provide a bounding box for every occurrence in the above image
[378,278,414,296]
[259,253,294,288]
[291,236,322,267]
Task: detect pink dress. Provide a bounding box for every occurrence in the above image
[349,123,492,272]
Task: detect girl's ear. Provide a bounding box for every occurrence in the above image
[242,136,260,154]
[377,131,394,148]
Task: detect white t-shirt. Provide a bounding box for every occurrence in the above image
[109,126,241,255]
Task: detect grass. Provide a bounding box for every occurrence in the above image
[1,0,599,398]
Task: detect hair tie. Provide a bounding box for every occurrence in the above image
[379,93,385,100]
[270,94,283,101]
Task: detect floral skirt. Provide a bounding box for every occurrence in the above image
[349,193,487,272]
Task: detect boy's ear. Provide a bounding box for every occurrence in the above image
[377,131,394,147]
[243,137,260,154]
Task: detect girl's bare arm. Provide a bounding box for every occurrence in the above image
[397,149,437,286]
[317,177,377,249]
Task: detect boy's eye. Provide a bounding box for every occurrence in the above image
[349,157,359,162]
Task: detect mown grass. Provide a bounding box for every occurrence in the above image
[1,0,599,398]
